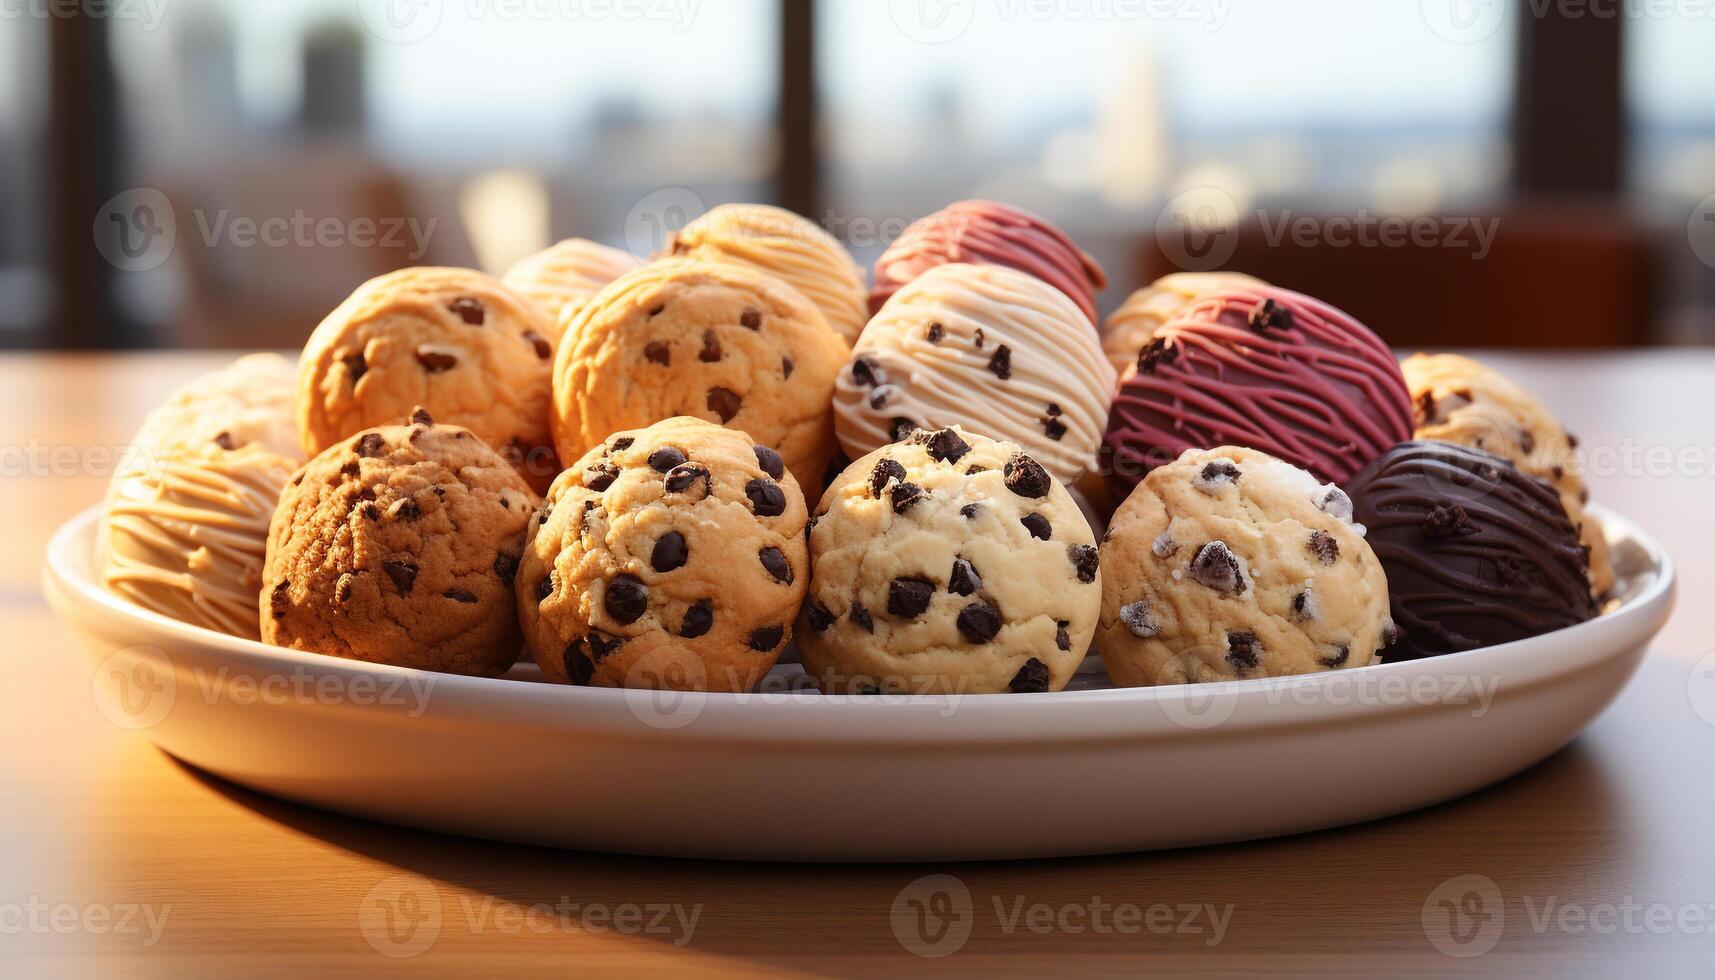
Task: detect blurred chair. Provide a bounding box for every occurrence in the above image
[1141,203,1656,348]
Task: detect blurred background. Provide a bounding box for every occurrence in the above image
[3,0,1714,350]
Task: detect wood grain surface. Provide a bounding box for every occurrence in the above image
[2,351,1712,977]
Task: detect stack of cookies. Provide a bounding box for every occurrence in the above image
[99,200,1611,695]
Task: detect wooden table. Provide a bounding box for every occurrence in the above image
[3,351,1712,977]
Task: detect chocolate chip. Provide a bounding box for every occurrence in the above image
[1119,601,1159,638]
[1042,417,1066,441]
[335,575,353,604]
[211,430,237,451]
[359,502,380,522]
[699,331,722,362]
[1519,429,1536,454]
[1021,513,1052,540]
[1307,530,1339,565]
[707,387,742,423]
[782,357,794,378]
[382,558,418,595]
[1290,589,1319,622]
[1055,621,1071,651]
[748,625,784,651]
[652,531,689,572]
[1248,298,1291,332]
[355,432,386,458]
[1009,658,1050,693]
[493,552,519,589]
[759,546,792,584]
[1068,544,1098,583]
[948,558,981,596]
[448,296,485,325]
[563,642,594,685]
[586,632,622,660]
[1137,337,1177,374]
[739,307,762,330]
[605,574,648,624]
[585,462,620,491]
[868,387,893,410]
[1414,390,1438,427]
[522,330,551,359]
[648,447,687,472]
[387,497,420,521]
[343,351,367,383]
[868,459,905,498]
[1194,460,1241,493]
[987,344,1013,380]
[680,600,714,638]
[1003,454,1052,498]
[890,482,924,514]
[850,603,874,632]
[746,478,786,516]
[754,445,784,479]
[610,437,635,453]
[851,357,884,387]
[924,428,970,464]
[410,406,434,426]
[887,577,936,618]
[536,570,555,603]
[926,322,944,344]
[889,418,919,443]
[959,503,982,520]
[1226,630,1262,672]
[416,347,458,372]
[664,463,710,495]
[1319,643,1350,668]
[1189,541,1245,596]
[972,328,986,349]
[444,588,477,603]
[807,601,836,632]
[1423,503,1480,538]
[644,341,671,366]
[648,302,666,318]
[956,602,1002,643]
[269,580,290,619]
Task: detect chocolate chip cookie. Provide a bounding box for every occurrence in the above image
[518,416,809,692]
[551,258,849,490]
[298,266,559,492]
[799,426,1101,694]
[1098,446,1393,686]
[261,408,537,675]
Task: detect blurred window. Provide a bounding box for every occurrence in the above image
[105,0,777,347]
[0,15,51,337]
[817,0,1516,295]
[1627,10,1715,201]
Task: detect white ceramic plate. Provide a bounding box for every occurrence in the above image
[44,505,1674,862]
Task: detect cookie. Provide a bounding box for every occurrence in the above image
[101,355,304,639]
[833,263,1114,485]
[1403,352,1612,598]
[669,203,869,344]
[261,408,537,675]
[551,258,849,490]
[1098,446,1393,686]
[518,416,808,692]
[1102,271,1264,378]
[298,266,559,492]
[502,237,642,340]
[798,426,1101,694]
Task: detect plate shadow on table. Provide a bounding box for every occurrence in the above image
[162,729,1639,967]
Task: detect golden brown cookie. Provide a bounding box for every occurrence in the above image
[552,258,849,490]
[262,407,537,675]
[798,426,1101,695]
[1098,446,1393,686]
[502,238,642,340]
[518,416,808,693]
[298,267,559,491]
